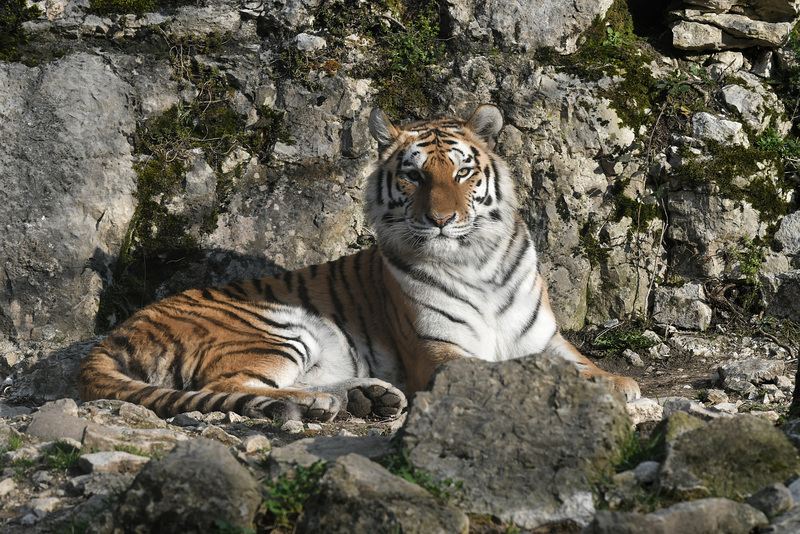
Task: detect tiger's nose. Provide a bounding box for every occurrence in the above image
[427,212,456,228]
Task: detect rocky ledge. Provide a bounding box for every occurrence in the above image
[2,349,800,534]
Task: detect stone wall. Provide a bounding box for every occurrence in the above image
[0,0,799,367]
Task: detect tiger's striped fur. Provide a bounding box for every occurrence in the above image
[78,105,640,421]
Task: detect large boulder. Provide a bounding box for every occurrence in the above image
[297,454,469,533]
[87,439,261,533]
[402,353,631,529]
[659,415,800,499]
[0,54,136,343]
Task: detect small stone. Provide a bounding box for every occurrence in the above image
[241,433,271,453]
[307,423,323,432]
[226,411,245,423]
[282,420,305,434]
[200,425,242,446]
[28,497,61,518]
[626,398,663,425]
[776,375,793,391]
[713,402,739,414]
[168,413,202,427]
[0,477,17,498]
[623,349,644,367]
[633,461,660,485]
[705,389,728,405]
[295,32,327,52]
[745,483,793,519]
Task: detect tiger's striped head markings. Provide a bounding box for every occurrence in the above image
[366,105,517,263]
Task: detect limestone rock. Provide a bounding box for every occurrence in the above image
[745,483,794,519]
[717,357,786,392]
[296,454,469,534]
[445,0,613,54]
[0,54,136,343]
[89,439,261,533]
[586,498,768,534]
[402,354,631,529]
[692,112,749,147]
[626,397,664,425]
[763,270,800,318]
[652,282,712,331]
[659,415,800,499]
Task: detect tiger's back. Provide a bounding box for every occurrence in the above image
[79,105,639,421]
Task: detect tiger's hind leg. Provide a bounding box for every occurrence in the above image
[305,378,408,419]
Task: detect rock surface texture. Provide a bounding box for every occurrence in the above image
[2,0,800,532]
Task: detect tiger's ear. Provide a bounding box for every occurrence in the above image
[466,104,503,149]
[369,108,400,153]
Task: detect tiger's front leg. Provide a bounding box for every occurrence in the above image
[305,378,408,419]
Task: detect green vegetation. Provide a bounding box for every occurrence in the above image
[578,222,609,268]
[96,30,294,330]
[380,447,462,500]
[261,461,327,530]
[45,440,83,472]
[613,430,662,473]
[89,0,197,15]
[727,238,766,313]
[594,325,658,355]
[677,140,789,224]
[0,0,42,62]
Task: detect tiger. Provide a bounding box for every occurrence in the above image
[78,104,640,422]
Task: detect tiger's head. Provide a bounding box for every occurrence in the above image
[366,105,516,262]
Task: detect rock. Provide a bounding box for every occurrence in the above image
[0,477,17,498]
[651,411,706,458]
[652,282,712,331]
[626,397,664,425]
[719,84,770,132]
[691,112,749,147]
[659,415,800,499]
[81,423,188,454]
[623,348,645,367]
[268,435,393,478]
[445,0,614,54]
[0,54,136,343]
[775,211,800,259]
[763,270,800,318]
[25,410,90,443]
[402,354,631,529]
[717,357,786,392]
[78,451,150,474]
[295,32,327,51]
[296,453,469,533]
[586,498,768,534]
[705,389,729,405]
[745,483,793,519]
[89,439,261,533]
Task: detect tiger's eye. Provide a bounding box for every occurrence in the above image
[405,170,422,183]
[456,168,472,180]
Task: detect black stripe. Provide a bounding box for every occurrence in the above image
[519,294,543,337]
[251,277,263,295]
[296,273,320,316]
[202,288,214,300]
[310,264,319,278]
[233,394,261,415]
[491,158,502,202]
[283,270,294,292]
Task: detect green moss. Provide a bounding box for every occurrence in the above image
[536,0,658,132]
[578,222,610,268]
[89,0,197,15]
[0,0,42,62]
[678,141,789,224]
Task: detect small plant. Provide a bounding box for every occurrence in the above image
[380,447,462,500]
[594,326,658,355]
[730,238,765,312]
[613,430,662,473]
[602,26,628,47]
[45,440,82,471]
[3,432,24,453]
[261,461,327,530]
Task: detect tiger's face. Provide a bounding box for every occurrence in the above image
[366,105,516,261]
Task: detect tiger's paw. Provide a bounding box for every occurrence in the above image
[246,391,341,422]
[613,375,641,402]
[346,380,408,419]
